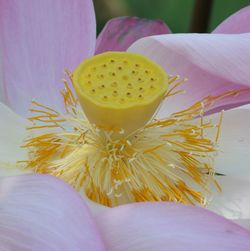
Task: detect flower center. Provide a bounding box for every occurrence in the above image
[19,52,248,208]
[73,52,168,135]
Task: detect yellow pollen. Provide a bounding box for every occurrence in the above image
[73,52,168,135]
[18,52,250,208]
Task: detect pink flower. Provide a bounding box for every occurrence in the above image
[0,174,249,251]
[0,1,250,250]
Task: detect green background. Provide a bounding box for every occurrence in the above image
[94,0,250,33]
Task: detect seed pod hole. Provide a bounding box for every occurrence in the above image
[127,83,132,88]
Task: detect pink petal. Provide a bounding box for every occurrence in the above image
[97,202,250,251]
[213,6,250,34]
[0,174,105,251]
[234,219,250,230]
[95,16,171,54]
[0,0,96,116]
[0,102,28,163]
[208,175,250,222]
[206,105,250,176]
[128,33,250,117]
[0,102,31,176]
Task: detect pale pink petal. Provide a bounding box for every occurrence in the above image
[234,219,250,230]
[82,193,109,216]
[205,105,250,176]
[0,102,31,177]
[0,174,105,251]
[97,202,250,251]
[0,62,4,102]
[128,33,250,117]
[208,176,250,223]
[213,6,250,34]
[95,16,171,54]
[0,0,96,116]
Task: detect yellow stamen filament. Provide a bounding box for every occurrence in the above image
[19,52,250,207]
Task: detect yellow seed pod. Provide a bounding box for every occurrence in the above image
[73,52,168,135]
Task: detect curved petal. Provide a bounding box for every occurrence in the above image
[128,33,250,117]
[97,202,250,251]
[82,193,109,216]
[234,219,250,230]
[204,105,250,176]
[95,16,171,54]
[208,176,250,222]
[0,0,96,116]
[213,6,250,34]
[0,60,4,102]
[0,174,105,251]
[0,102,30,176]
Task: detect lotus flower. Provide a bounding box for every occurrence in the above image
[0,0,250,249]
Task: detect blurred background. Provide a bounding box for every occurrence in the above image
[93,0,250,34]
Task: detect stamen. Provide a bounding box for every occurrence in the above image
[19,52,250,208]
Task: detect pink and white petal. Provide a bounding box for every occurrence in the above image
[0,174,105,251]
[0,102,31,176]
[0,0,96,116]
[0,60,4,102]
[97,202,250,251]
[128,33,250,117]
[208,176,250,224]
[95,16,171,54]
[213,6,250,34]
[204,105,250,176]
[82,193,109,216]
[234,219,250,230]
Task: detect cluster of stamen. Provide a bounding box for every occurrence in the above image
[19,52,246,207]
